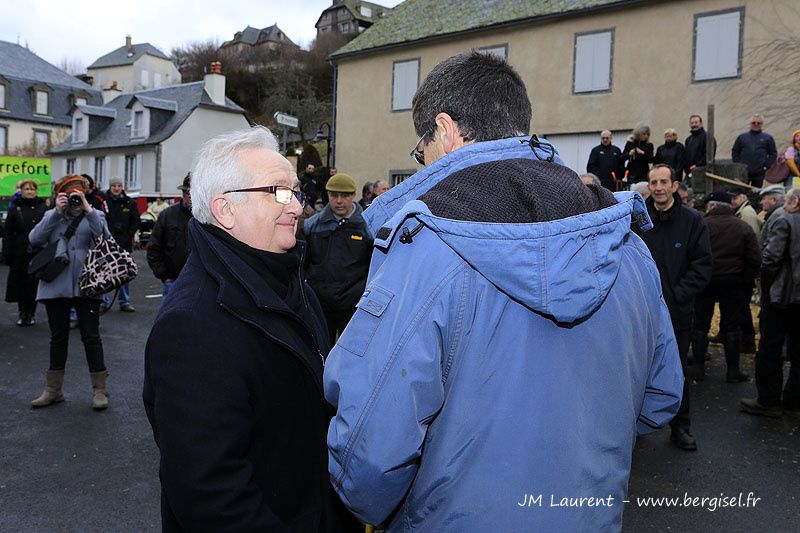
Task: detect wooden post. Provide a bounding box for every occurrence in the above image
[706,104,715,169]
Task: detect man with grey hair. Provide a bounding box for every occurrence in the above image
[732,114,777,188]
[372,179,390,196]
[741,187,800,417]
[143,126,355,531]
[579,172,602,187]
[587,129,624,191]
[630,180,650,200]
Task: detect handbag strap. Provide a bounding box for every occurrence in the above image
[63,211,86,240]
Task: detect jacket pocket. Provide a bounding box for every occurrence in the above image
[337,285,394,357]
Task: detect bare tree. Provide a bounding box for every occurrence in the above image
[57,57,85,76]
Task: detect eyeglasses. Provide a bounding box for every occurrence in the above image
[410,134,428,166]
[222,185,305,207]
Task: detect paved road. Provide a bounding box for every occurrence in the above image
[0,251,797,531]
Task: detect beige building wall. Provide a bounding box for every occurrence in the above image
[88,56,180,92]
[2,121,68,154]
[334,0,794,186]
[159,108,250,193]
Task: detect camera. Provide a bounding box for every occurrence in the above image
[68,193,82,207]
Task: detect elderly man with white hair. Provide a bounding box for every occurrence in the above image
[143,126,357,532]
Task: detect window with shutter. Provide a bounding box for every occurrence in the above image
[693,9,743,81]
[573,30,613,93]
[392,59,419,112]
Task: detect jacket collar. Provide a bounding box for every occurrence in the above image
[187,219,324,389]
[363,136,564,236]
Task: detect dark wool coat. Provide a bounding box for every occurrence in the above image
[621,140,654,183]
[639,194,713,331]
[704,205,761,281]
[684,128,715,172]
[146,202,191,281]
[586,143,625,191]
[105,190,140,251]
[654,141,686,182]
[143,220,355,532]
[2,197,47,302]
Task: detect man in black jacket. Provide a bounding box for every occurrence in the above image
[731,114,777,188]
[691,191,760,383]
[104,176,140,312]
[304,173,373,344]
[684,115,716,184]
[146,174,192,298]
[640,164,713,451]
[586,130,624,191]
[143,127,357,532]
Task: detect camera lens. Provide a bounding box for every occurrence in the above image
[69,194,82,207]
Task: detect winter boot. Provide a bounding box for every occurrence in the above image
[724,332,750,383]
[690,330,708,381]
[31,370,65,408]
[90,371,109,410]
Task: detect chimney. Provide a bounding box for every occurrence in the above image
[204,62,226,106]
[125,35,132,52]
[102,81,122,104]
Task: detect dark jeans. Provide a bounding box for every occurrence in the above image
[718,281,756,344]
[748,171,765,189]
[756,303,800,409]
[670,327,692,429]
[324,308,356,346]
[44,297,105,372]
[694,278,743,335]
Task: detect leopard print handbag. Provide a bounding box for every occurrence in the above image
[79,235,138,298]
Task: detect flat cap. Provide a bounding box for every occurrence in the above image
[326,173,356,193]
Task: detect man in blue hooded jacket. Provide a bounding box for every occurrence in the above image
[324,52,683,532]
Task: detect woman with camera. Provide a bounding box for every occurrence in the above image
[28,175,110,410]
[3,179,47,326]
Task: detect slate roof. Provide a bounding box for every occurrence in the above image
[316,0,393,27]
[223,25,298,48]
[51,82,245,154]
[0,40,102,126]
[331,0,641,58]
[87,42,172,69]
[127,95,178,112]
[76,104,116,119]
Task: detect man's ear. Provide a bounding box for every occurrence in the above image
[210,194,235,229]
[670,180,679,193]
[434,112,466,155]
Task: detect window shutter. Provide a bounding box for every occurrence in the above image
[574,31,612,93]
[695,11,741,80]
[392,60,419,111]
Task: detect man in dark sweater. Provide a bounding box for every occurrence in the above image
[732,114,777,188]
[684,115,716,184]
[639,164,713,451]
[586,130,624,191]
[692,191,760,383]
[147,174,193,298]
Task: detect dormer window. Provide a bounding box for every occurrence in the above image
[360,5,372,17]
[0,76,8,110]
[73,116,86,143]
[132,110,145,138]
[32,84,52,116]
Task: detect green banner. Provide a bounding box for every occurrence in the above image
[0,156,52,197]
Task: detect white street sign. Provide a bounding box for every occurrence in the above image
[274,112,299,128]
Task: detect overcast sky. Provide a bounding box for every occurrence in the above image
[1,0,404,69]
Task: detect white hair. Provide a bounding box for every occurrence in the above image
[580,173,602,187]
[630,181,650,196]
[191,126,280,224]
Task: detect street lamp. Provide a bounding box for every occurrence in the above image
[313,122,332,169]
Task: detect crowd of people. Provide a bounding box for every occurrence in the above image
[3,50,799,531]
[584,114,799,192]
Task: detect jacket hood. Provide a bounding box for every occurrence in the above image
[377,192,650,324]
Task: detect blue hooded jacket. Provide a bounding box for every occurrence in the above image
[324,137,682,532]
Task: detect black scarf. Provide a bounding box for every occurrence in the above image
[202,224,307,318]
